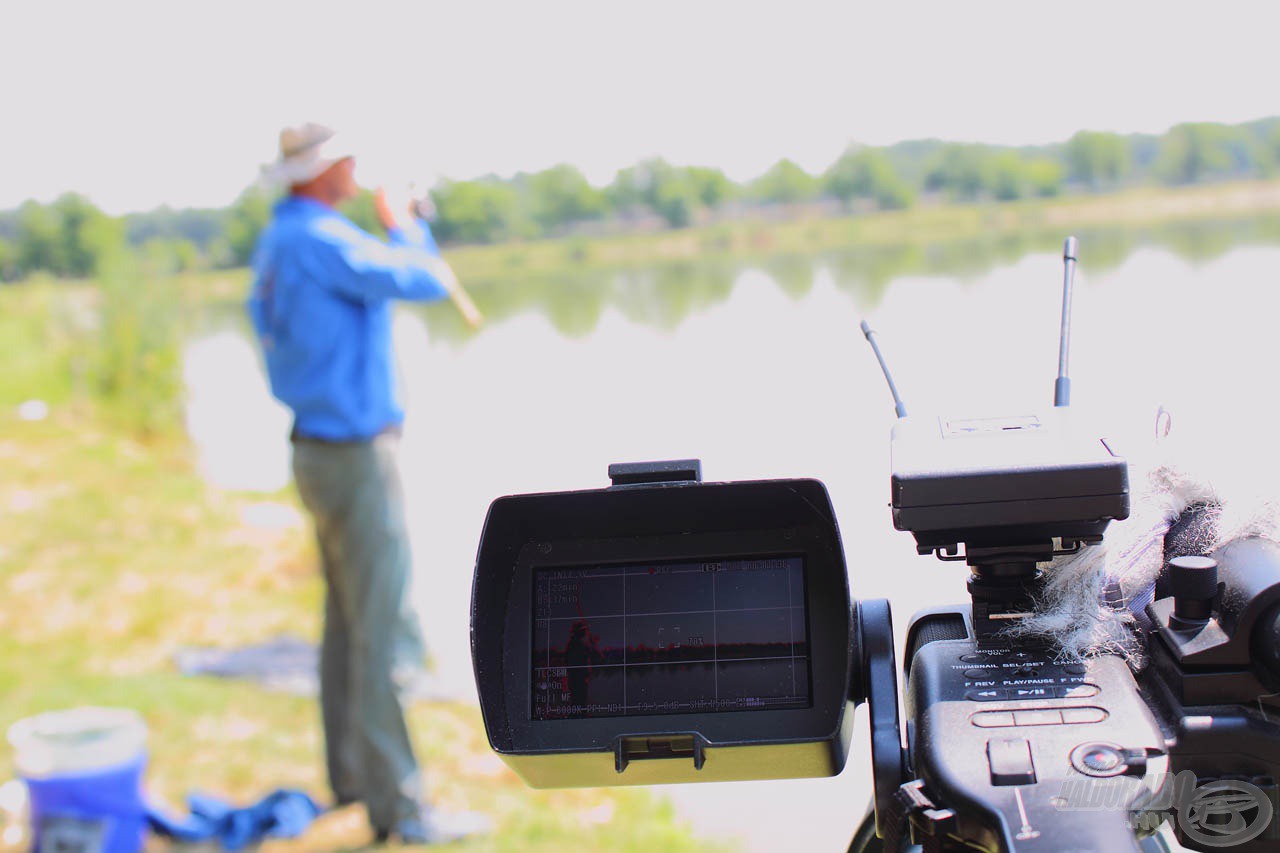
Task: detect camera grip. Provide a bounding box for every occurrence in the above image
[903,624,1169,852]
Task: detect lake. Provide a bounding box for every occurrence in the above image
[183,219,1280,851]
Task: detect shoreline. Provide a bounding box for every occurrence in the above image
[439,179,1280,281]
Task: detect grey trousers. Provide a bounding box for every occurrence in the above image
[291,432,425,830]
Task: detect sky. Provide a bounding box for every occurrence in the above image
[3,0,1279,214]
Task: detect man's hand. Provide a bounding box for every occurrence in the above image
[374,187,402,232]
[376,185,483,329]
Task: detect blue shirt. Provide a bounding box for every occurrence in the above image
[247,196,450,441]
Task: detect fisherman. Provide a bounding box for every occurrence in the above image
[247,122,487,845]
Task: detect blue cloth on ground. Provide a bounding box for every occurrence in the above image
[146,789,324,850]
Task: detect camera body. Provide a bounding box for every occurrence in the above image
[470,455,1280,852]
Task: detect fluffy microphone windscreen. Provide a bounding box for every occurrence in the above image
[1004,429,1280,665]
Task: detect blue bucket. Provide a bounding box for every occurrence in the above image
[8,708,148,853]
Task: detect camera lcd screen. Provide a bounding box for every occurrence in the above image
[531,557,810,720]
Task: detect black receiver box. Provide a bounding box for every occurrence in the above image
[889,409,1129,553]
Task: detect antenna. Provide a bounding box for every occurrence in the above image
[860,320,908,418]
[1054,236,1079,408]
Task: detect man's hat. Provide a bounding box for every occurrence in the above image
[264,123,351,185]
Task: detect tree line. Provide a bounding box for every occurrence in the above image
[2,116,1279,282]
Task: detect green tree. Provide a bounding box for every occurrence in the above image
[124,206,225,251]
[52,193,125,277]
[1155,123,1245,185]
[10,195,122,278]
[750,159,818,204]
[1263,124,1280,178]
[1064,131,1131,188]
[1221,126,1268,175]
[825,147,871,203]
[527,164,605,232]
[1025,158,1065,197]
[823,148,914,209]
[0,237,17,281]
[873,179,915,210]
[605,160,663,212]
[645,164,702,227]
[224,186,274,267]
[685,166,734,208]
[988,152,1029,201]
[652,179,699,228]
[923,145,993,201]
[15,201,64,275]
[605,160,728,227]
[431,179,522,244]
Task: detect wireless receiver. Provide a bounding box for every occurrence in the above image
[863,237,1129,635]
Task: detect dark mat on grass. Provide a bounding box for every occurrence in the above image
[175,636,457,701]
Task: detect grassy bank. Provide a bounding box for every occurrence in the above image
[0,291,712,851]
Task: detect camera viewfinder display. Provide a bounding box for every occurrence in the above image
[532,557,810,720]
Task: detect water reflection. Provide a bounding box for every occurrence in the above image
[400,213,1280,346]
[183,330,291,492]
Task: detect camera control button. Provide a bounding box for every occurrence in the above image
[1013,709,1064,726]
[1063,663,1088,675]
[1061,707,1109,725]
[966,689,1008,702]
[1070,742,1134,778]
[971,711,1016,728]
[1009,686,1053,700]
[1083,749,1122,772]
[1056,684,1101,699]
[987,737,1038,786]
[960,654,989,663]
[964,668,995,679]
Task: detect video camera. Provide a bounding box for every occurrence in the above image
[469,240,1280,851]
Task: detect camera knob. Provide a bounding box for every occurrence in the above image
[1070,742,1149,778]
[1169,555,1219,626]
